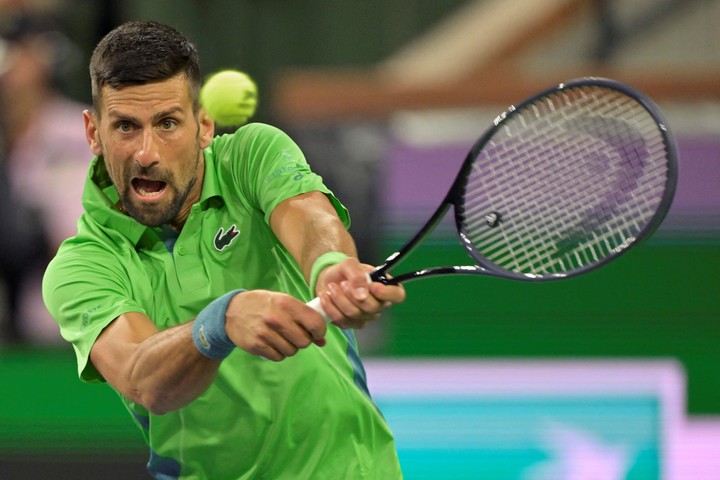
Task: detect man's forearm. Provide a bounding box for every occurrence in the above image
[127,322,221,414]
[269,192,358,286]
[91,313,221,415]
[299,215,358,286]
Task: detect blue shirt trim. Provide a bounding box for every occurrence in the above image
[147,450,181,479]
[340,328,371,398]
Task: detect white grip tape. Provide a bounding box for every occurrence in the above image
[306,297,331,323]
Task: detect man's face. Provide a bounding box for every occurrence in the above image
[84,74,214,229]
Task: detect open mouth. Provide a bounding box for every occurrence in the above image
[132,178,168,199]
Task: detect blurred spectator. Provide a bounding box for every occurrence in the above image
[0,10,90,344]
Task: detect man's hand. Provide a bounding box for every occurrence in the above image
[315,257,406,329]
[224,290,328,362]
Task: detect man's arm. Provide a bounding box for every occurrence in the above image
[269,191,405,328]
[90,288,329,415]
[90,311,220,415]
[269,191,357,279]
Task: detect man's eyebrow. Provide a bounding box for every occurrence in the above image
[106,106,185,123]
[152,106,185,122]
[106,110,139,123]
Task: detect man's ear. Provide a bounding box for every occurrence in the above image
[83,110,103,156]
[198,107,215,149]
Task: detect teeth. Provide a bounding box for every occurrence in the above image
[133,179,166,198]
[137,187,163,198]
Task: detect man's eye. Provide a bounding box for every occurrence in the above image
[117,122,133,132]
[161,119,177,130]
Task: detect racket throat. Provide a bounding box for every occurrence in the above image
[369,270,395,285]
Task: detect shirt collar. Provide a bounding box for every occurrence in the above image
[198,142,223,204]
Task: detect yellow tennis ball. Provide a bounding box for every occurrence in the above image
[200,70,258,127]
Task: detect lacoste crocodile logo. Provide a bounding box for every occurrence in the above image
[214,225,239,251]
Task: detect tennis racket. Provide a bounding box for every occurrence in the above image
[308,77,677,317]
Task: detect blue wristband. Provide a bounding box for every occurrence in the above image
[192,289,245,360]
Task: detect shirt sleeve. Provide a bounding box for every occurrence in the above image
[42,239,147,383]
[224,123,350,227]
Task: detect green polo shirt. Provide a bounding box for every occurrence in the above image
[43,123,402,479]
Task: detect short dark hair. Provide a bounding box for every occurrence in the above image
[89,21,201,114]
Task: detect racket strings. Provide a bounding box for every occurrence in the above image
[460,85,670,277]
[467,127,622,270]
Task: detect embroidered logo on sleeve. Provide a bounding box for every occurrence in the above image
[197,324,211,350]
[213,225,240,251]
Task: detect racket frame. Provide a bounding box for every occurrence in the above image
[372,77,678,285]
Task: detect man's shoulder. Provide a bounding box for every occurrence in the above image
[50,226,117,269]
[53,213,141,266]
[210,122,293,154]
[206,122,301,189]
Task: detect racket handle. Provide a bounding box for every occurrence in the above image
[306,297,331,323]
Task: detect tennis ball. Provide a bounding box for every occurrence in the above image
[200,70,258,127]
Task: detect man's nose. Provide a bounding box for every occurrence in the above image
[134,128,160,168]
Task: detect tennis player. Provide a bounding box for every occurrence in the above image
[42,20,405,479]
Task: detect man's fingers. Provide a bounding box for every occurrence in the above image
[369,280,406,304]
[227,291,328,359]
[318,282,384,328]
[345,271,372,301]
[296,306,328,344]
[266,308,330,356]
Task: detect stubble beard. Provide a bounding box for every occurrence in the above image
[112,145,201,228]
[120,173,197,228]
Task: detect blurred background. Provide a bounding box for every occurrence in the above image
[0,0,718,478]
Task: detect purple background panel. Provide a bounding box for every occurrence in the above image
[383,134,720,229]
